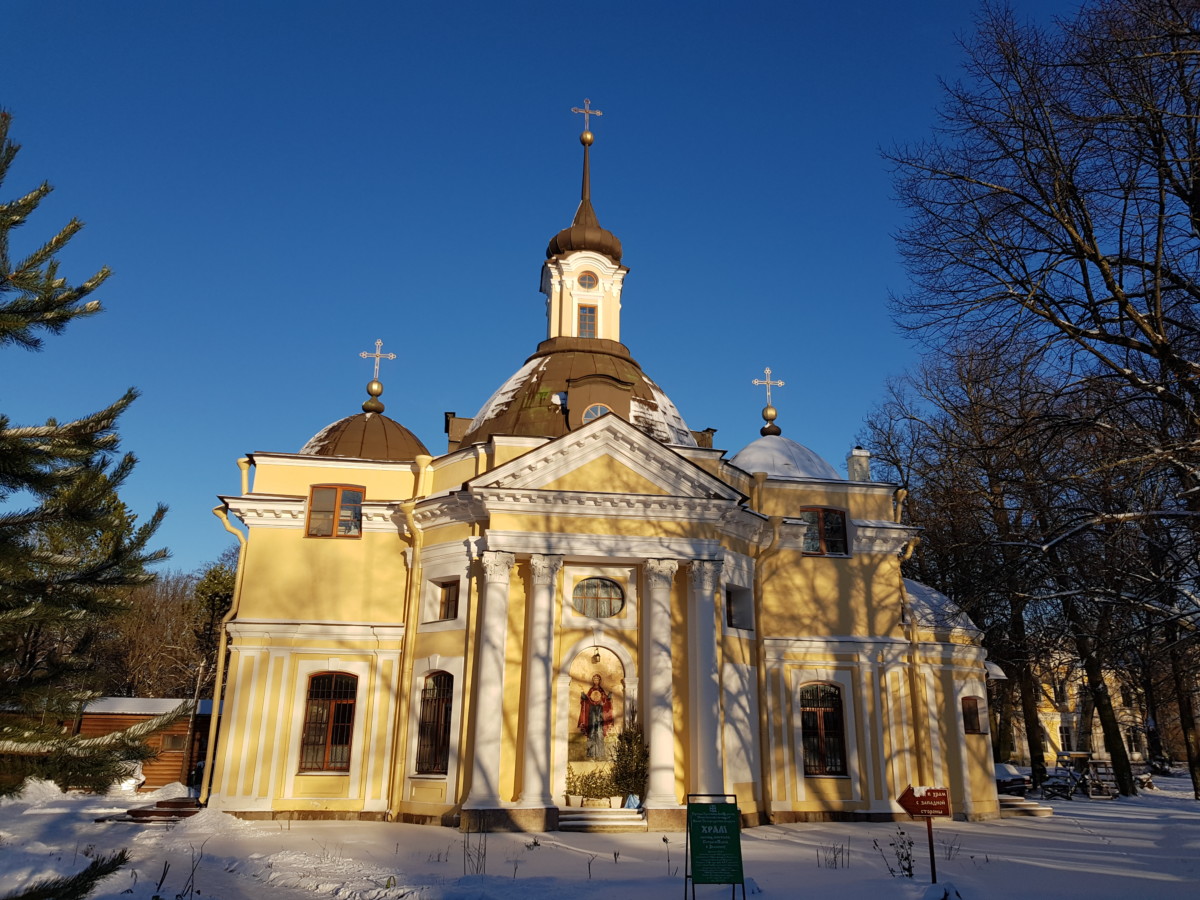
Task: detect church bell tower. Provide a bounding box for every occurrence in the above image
[541,98,628,343]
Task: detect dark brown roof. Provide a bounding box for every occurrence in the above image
[546,137,622,262]
[460,337,695,446]
[300,412,430,461]
[546,197,623,262]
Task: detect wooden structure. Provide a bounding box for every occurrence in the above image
[77,698,209,791]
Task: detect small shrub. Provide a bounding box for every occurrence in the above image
[566,763,615,799]
[873,825,914,878]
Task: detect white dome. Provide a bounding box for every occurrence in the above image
[729,434,841,480]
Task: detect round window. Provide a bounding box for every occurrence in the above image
[577,271,599,290]
[582,404,611,423]
[572,577,625,618]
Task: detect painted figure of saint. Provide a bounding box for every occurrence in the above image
[577,674,614,760]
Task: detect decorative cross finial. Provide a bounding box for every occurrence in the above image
[571,98,603,131]
[360,339,397,380]
[752,367,784,406]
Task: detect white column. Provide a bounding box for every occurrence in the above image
[464,550,515,809]
[643,558,679,808]
[689,559,725,795]
[518,553,562,808]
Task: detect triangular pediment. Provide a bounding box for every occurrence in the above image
[541,455,670,495]
[468,415,743,501]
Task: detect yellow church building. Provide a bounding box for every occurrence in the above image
[200,111,1000,831]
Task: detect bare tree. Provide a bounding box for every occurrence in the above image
[887,0,1200,797]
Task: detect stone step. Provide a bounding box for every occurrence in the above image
[998,795,1054,818]
[98,798,202,824]
[1000,805,1055,817]
[559,808,647,833]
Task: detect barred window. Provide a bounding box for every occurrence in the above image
[572,577,625,618]
[416,672,453,775]
[306,485,364,538]
[799,682,847,776]
[299,673,357,771]
[797,508,848,555]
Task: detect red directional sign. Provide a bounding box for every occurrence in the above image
[897,785,951,818]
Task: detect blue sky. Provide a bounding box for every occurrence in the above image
[2,0,1081,572]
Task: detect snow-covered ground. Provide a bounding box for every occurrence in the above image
[2,778,1198,899]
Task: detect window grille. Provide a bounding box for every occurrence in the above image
[416,672,453,775]
[299,673,357,771]
[799,682,847,776]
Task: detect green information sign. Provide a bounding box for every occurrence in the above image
[687,800,744,885]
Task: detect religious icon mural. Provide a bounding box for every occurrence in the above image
[579,674,614,759]
[567,647,624,763]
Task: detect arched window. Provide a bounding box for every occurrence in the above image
[582,403,611,423]
[299,673,357,771]
[798,682,847,776]
[572,577,625,618]
[416,672,453,775]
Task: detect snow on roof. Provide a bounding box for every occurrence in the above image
[730,434,841,480]
[83,698,211,715]
[903,579,979,632]
[469,357,545,424]
[632,376,697,446]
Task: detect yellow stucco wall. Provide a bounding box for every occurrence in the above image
[251,455,418,500]
[236,528,409,623]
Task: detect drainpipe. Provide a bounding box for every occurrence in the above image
[899,537,931,785]
[386,454,433,820]
[752,510,784,823]
[198,465,251,806]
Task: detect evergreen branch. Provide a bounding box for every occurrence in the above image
[0,849,130,900]
[0,701,192,755]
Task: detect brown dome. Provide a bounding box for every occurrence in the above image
[546,133,622,262]
[460,337,695,446]
[300,412,429,461]
[546,198,622,262]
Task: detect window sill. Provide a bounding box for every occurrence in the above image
[803,774,850,779]
[410,773,448,780]
[419,618,465,633]
[296,770,350,776]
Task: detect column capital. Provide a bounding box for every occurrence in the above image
[481,550,516,582]
[688,559,723,596]
[530,554,564,585]
[644,558,678,589]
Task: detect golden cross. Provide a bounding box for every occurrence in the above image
[571,98,603,131]
[360,339,397,380]
[752,367,784,406]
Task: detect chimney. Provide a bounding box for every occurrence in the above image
[846,446,871,482]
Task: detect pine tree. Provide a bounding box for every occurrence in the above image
[0,110,170,794]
